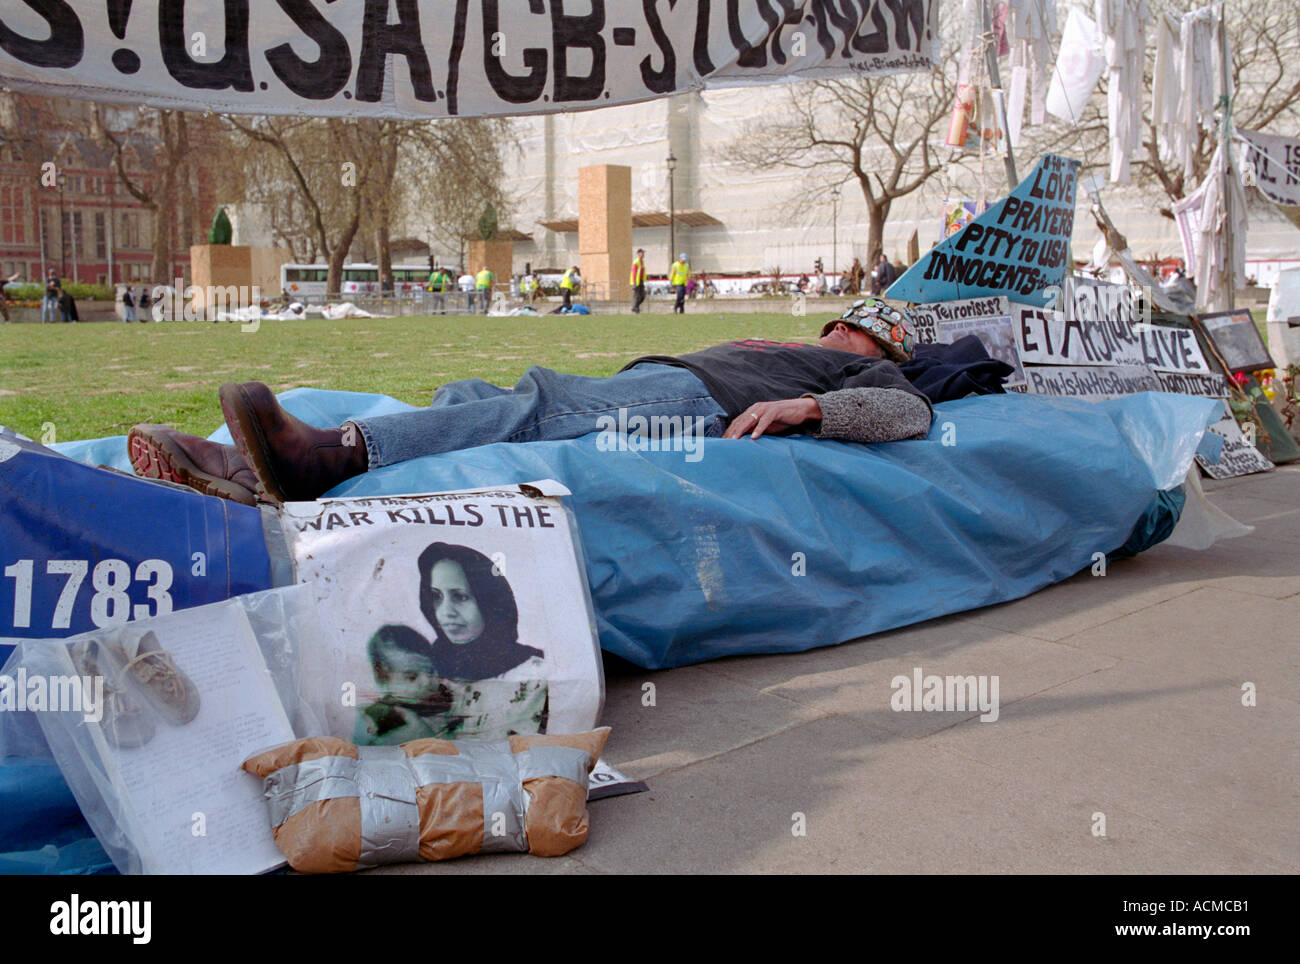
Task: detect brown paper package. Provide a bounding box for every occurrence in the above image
[243,727,611,873]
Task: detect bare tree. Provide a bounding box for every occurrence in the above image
[225,115,383,297]
[1018,0,1300,218]
[228,115,511,292]
[726,62,955,264]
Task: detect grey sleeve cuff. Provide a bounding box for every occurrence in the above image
[806,388,933,443]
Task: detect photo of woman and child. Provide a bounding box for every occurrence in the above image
[355,542,549,745]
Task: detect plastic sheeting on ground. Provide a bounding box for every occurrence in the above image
[53,388,1220,670]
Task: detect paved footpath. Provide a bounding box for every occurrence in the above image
[381,464,1299,874]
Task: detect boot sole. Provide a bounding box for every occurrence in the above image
[127,427,258,506]
[219,382,288,505]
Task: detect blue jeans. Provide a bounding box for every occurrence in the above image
[42,297,57,323]
[352,363,728,467]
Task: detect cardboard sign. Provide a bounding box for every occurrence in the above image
[280,482,602,745]
[1014,302,1148,367]
[935,315,1026,388]
[0,0,938,119]
[1022,364,1162,400]
[887,154,1080,308]
[907,295,1010,345]
[1195,411,1274,479]
[1200,310,1275,374]
[1154,371,1230,398]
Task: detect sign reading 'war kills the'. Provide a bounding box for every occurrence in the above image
[0,0,939,119]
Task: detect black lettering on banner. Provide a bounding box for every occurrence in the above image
[766,0,802,66]
[727,0,777,69]
[851,0,891,55]
[641,0,677,92]
[483,0,546,103]
[266,0,352,99]
[882,0,925,47]
[445,0,470,114]
[159,0,254,91]
[551,0,605,102]
[355,0,437,104]
[0,0,82,68]
[693,0,716,75]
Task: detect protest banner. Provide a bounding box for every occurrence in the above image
[1022,364,1162,400]
[886,153,1080,308]
[1195,410,1275,480]
[0,0,938,119]
[1237,129,1300,208]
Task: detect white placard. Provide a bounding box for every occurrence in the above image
[1196,412,1274,480]
[281,484,602,745]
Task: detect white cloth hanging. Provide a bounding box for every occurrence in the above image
[1179,141,1246,312]
[1006,0,1058,127]
[1177,5,1227,186]
[1151,12,1182,167]
[1095,0,1151,184]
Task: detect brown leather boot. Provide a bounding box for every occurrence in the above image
[128,424,260,505]
[218,381,368,504]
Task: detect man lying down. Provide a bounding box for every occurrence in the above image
[126,300,1003,507]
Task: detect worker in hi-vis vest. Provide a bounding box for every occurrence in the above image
[629,248,647,314]
[427,266,449,314]
[560,265,580,311]
[474,266,494,314]
[669,252,690,314]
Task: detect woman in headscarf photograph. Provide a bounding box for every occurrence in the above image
[355,542,548,745]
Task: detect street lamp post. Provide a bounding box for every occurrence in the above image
[666,152,677,270]
[57,172,67,281]
[830,185,841,281]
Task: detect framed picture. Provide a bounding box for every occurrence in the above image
[1199,310,1275,374]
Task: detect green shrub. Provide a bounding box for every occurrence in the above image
[2,281,114,301]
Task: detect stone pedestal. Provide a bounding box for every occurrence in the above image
[578,165,632,302]
[190,244,292,308]
[466,239,514,294]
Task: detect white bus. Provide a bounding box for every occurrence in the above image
[280,263,434,299]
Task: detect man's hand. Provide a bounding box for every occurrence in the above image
[723,397,822,440]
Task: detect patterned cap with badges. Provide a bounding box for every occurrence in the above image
[820,298,917,362]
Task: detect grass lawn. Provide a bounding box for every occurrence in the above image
[0,310,826,443]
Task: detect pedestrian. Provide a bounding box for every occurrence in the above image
[122,286,136,322]
[559,265,580,311]
[474,265,494,314]
[520,272,538,305]
[42,274,60,323]
[669,252,690,314]
[870,254,895,296]
[457,269,475,312]
[138,287,151,320]
[58,286,78,323]
[427,266,449,314]
[629,248,647,314]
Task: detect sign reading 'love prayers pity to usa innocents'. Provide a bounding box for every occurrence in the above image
[887,154,1080,309]
[0,0,938,119]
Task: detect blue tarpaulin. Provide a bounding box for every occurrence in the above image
[45,387,1218,669]
[2,387,1217,872]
